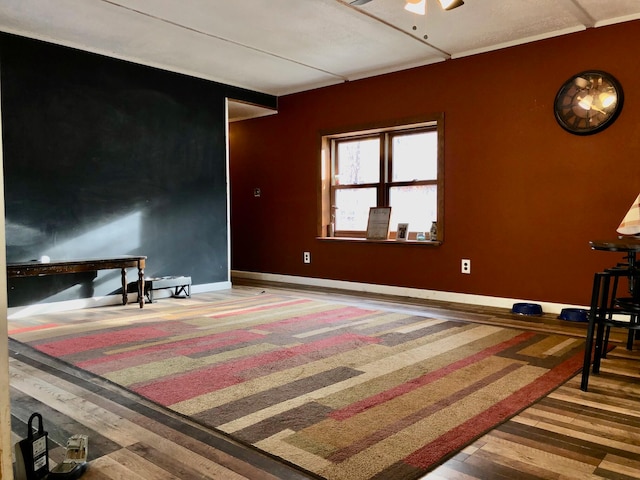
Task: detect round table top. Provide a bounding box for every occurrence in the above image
[590,238,640,252]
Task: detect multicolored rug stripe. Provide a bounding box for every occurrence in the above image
[15,294,586,480]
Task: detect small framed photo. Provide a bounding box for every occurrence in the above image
[396,223,409,241]
[366,207,392,240]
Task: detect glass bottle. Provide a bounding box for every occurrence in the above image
[430,221,438,241]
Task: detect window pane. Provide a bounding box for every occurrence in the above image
[389,185,437,233]
[336,138,380,185]
[334,188,377,231]
[392,131,438,182]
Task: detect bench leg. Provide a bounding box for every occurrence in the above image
[138,267,144,308]
[121,268,128,305]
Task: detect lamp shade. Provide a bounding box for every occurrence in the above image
[617,193,640,235]
[438,0,464,10]
[405,0,426,15]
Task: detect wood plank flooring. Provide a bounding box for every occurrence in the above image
[9,341,309,480]
[8,283,640,480]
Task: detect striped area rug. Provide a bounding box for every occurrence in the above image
[12,293,586,480]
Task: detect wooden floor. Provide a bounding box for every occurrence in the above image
[8,283,640,480]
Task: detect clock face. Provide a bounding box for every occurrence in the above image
[554,71,623,135]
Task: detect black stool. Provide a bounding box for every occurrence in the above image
[581,270,640,391]
[601,263,640,356]
[144,276,192,303]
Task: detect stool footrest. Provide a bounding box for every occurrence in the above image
[615,297,640,313]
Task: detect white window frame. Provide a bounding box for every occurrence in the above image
[319,114,444,242]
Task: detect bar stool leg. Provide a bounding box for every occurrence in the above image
[582,273,604,391]
[592,274,611,375]
[602,274,618,359]
[581,309,597,391]
[593,320,606,374]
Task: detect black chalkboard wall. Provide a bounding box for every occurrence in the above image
[0,33,276,307]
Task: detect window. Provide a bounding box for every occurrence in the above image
[320,115,443,241]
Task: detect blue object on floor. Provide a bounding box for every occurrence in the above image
[558,308,588,322]
[511,302,543,316]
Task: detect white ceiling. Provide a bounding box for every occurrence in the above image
[1,0,639,120]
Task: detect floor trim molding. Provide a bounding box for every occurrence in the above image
[8,280,232,319]
[232,270,584,315]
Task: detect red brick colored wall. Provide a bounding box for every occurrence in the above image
[230,21,640,306]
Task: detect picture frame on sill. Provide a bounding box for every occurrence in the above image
[396,223,409,241]
[366,207,392,240]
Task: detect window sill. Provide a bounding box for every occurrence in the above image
[316,237,442,246]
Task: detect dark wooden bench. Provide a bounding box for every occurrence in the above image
[7,256,147,308]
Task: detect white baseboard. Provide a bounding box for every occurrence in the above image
[8,294,131,319]
[8,280,232,319]
[232,270,585,315]
[192,281,232,294]
[8,273,582,319]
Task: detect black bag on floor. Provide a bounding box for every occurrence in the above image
[14,412,49,480]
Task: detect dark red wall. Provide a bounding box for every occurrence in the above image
[229,21,640,306]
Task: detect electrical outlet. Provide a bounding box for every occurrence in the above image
[461,259,471,274]
[303,252,311,264]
